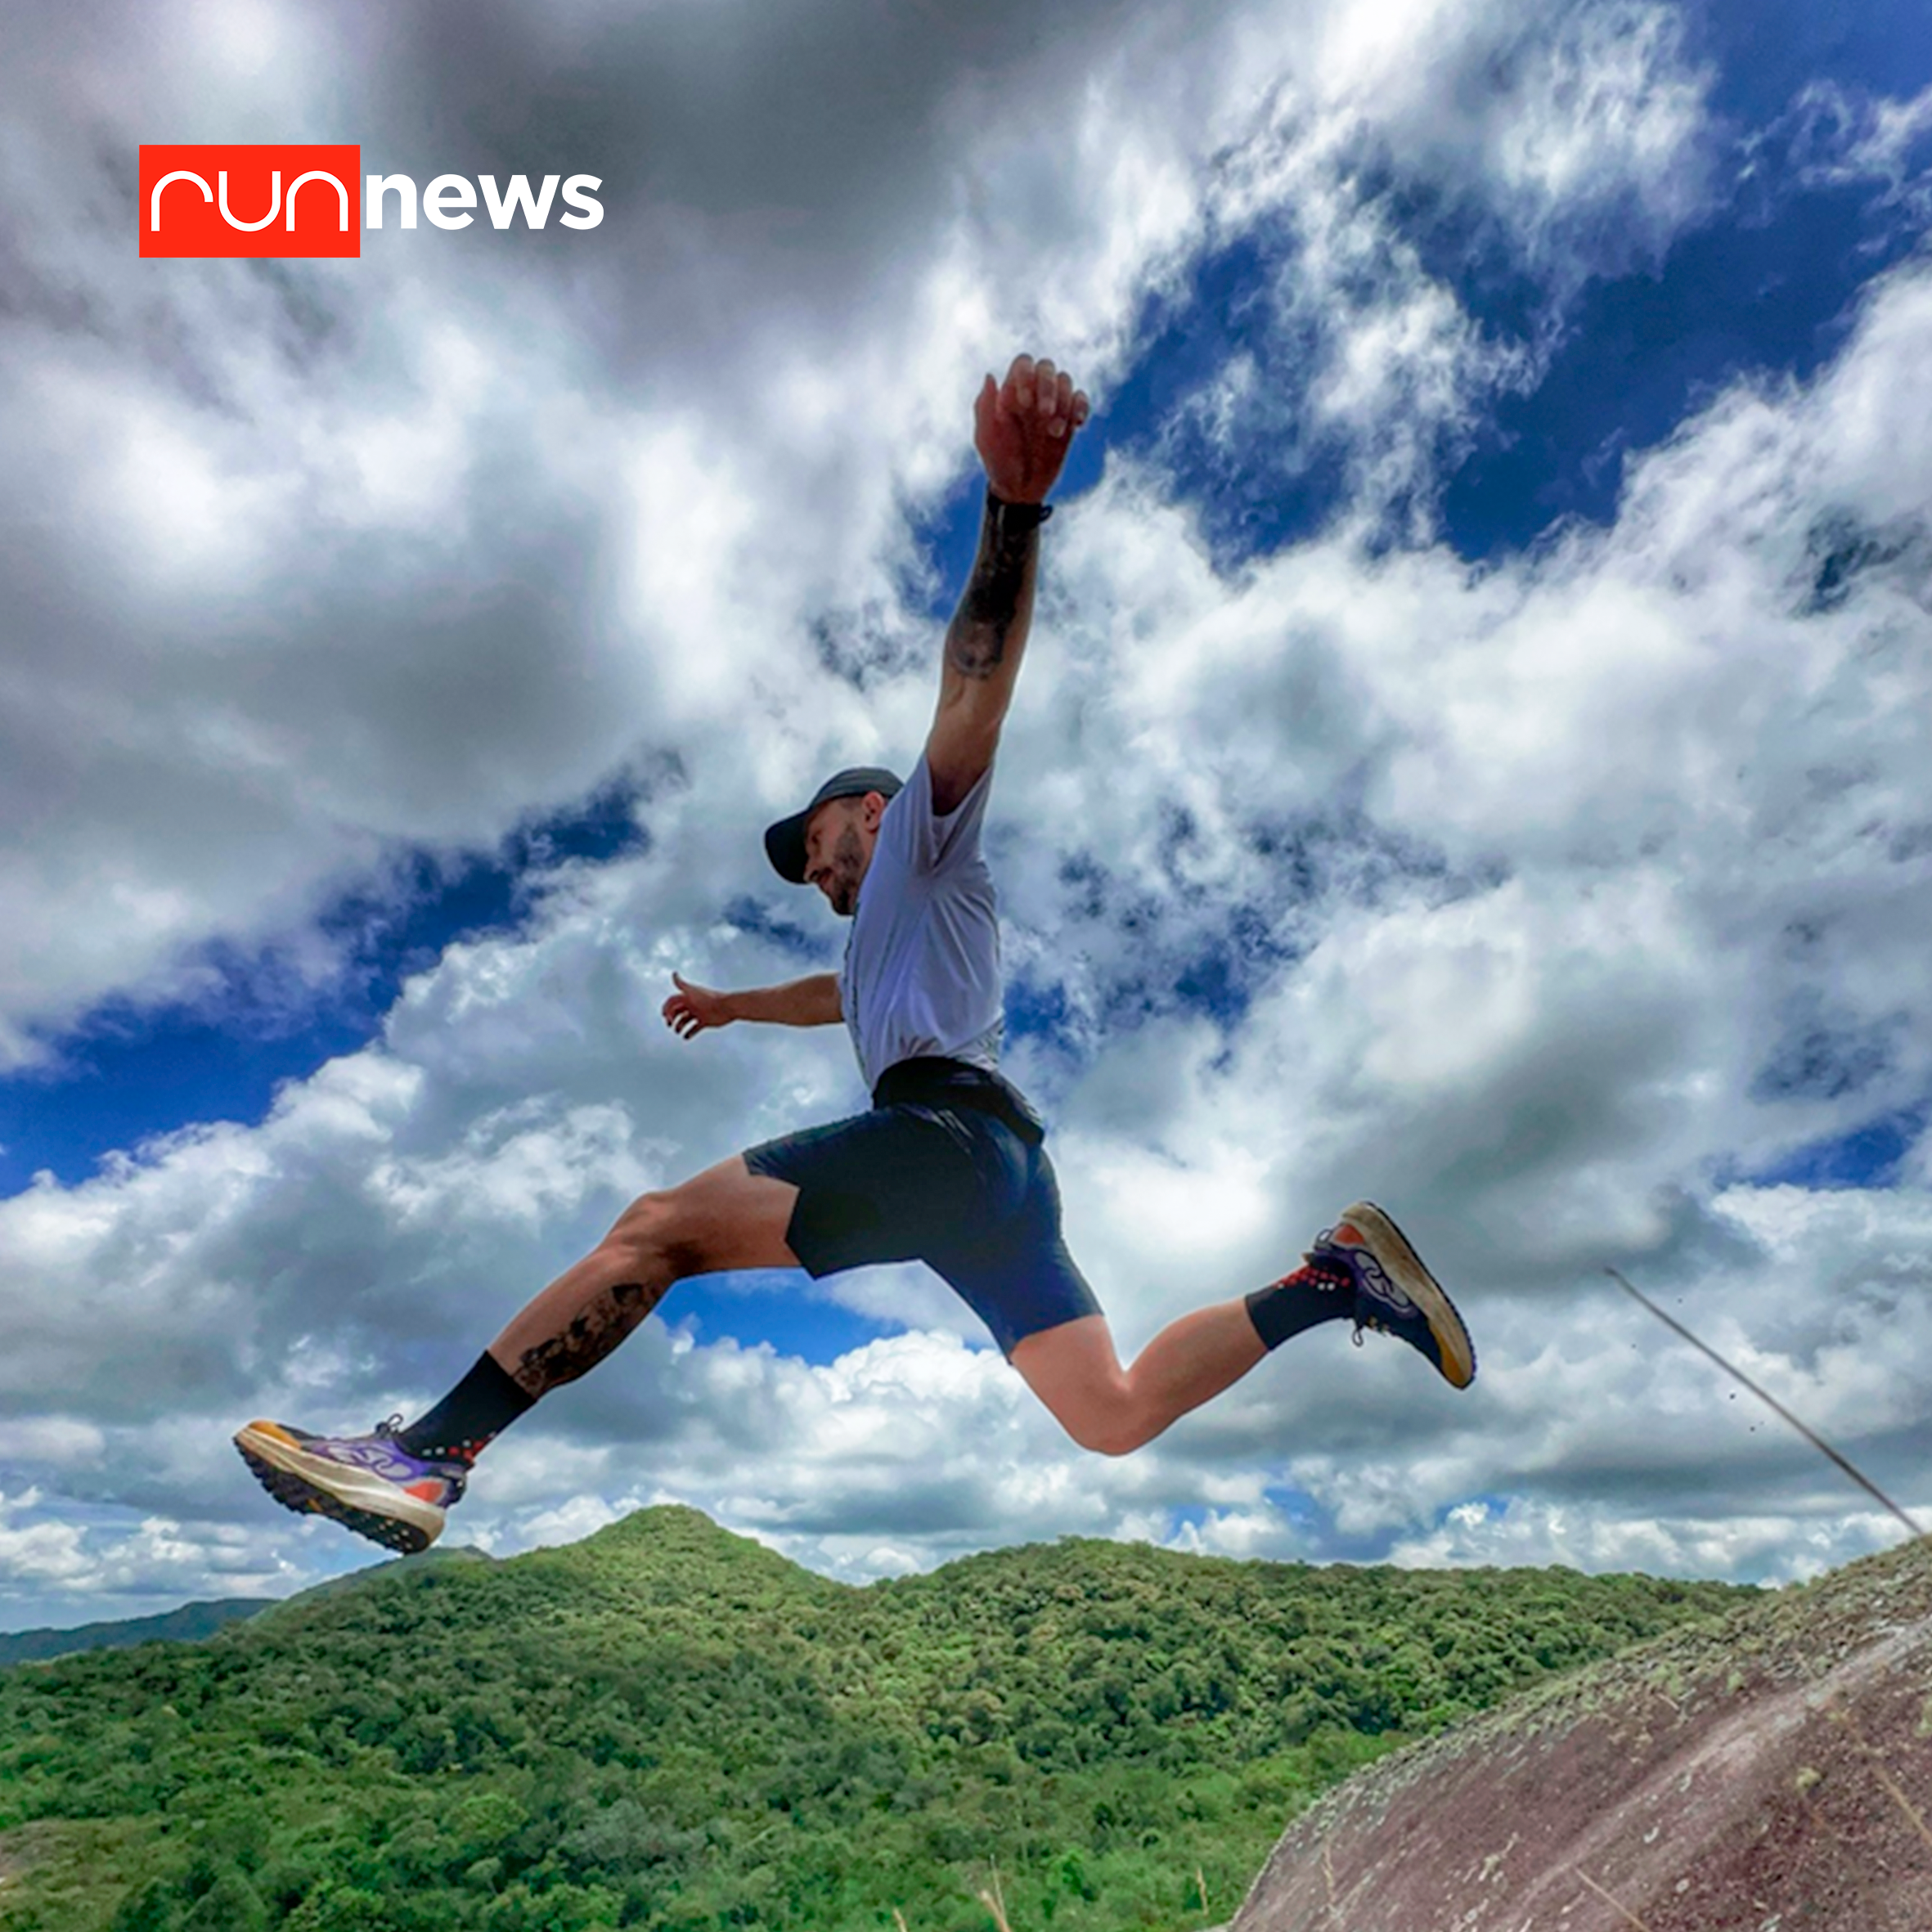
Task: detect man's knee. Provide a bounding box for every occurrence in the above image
[605,1188,708,1279]
[1041,1383,1149,1458]
[1013,1327,1145,1457]
[1066,1413,1150,1458]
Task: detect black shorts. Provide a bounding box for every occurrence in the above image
[741,1061,1101,1359]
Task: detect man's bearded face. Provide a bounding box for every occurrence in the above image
[805,803,870,917]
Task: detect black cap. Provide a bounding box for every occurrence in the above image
[763,766,903,883]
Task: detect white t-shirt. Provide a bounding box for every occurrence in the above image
[839,755,1003,1092]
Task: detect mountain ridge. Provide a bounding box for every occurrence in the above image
[0,1596,275,1668]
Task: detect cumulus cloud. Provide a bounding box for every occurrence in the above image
[0,0,1721,1062]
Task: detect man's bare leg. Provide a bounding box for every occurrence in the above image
[487,1155,802,1400]
[385,1156,802,1469]
[1010,1303,1272,1458]
[234,1156,805,1550]
[1010,1206,1477,1455]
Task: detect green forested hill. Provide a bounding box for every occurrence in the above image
[0,1507,1751,1932]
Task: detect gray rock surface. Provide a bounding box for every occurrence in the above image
[1230,1537,1932,1932]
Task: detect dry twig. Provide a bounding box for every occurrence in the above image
[1826,1700,1932,1854]
[978,1858,1013,1932]
[1567,1862,1654,1930]
[1607,1269,1925,1539]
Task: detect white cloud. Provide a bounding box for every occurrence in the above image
[1386,1496,1903,1584]
[1790,79,1932,217]
[0,1490,92,1588]
[0,0,1723,1062]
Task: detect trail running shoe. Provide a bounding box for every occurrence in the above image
[1308,1202,1477,1390]
[233,1417,467,1555]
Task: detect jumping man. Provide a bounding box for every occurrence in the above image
[236,353,1476,1554]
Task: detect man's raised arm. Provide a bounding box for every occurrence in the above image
[926,353,1090,815]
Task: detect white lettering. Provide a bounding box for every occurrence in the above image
[285,170,350,231]
[150,170,211,231]
[479,173,559,230]
[212,168,609,237]
[366,174,419,230]
[218,168,281,231]
[423,173,477,230]
[559,174,604,230]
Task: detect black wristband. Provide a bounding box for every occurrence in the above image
[986,488,1054,529]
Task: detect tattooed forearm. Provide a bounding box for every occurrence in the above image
[510,1278,666,1398]
[945,498,1040,681]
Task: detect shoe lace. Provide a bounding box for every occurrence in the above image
[1287,1244,1374,1345]
[1325,1249,1389,1349]
[373,1413,406,1438]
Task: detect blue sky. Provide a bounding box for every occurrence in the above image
[2,0,1930,1628]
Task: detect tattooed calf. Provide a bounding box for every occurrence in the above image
[513,1279,666,1397]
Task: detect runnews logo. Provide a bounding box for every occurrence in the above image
[138,145,604,258]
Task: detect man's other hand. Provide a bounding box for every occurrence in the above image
[975,353,1090,505]
[663,973,735,1040]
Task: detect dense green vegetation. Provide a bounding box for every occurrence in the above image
[0,1507,1750,1932]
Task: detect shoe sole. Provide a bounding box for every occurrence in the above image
[1341,1201,1477,1390]
[234,1421,443,1556]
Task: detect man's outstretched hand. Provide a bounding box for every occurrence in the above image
[975,353,1090,505]
[663,973,734,1040]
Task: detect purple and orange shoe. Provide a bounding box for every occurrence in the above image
[1307,1202,1477,1390]
[234,1417,467,1554]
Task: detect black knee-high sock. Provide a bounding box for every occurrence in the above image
[1244,1256,1356,1350]
[394,1354,535,1464]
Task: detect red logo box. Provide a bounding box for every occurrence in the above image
[140,145,362,258]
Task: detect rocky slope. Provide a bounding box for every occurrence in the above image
[1231,1534,1932,1932]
